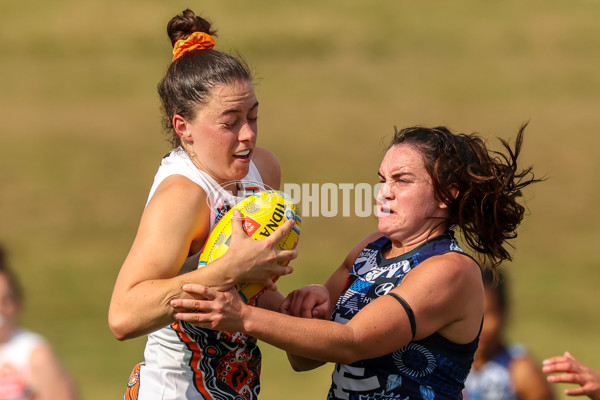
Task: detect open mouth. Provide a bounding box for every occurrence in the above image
[233,149,251,160]
[377,205,394,216]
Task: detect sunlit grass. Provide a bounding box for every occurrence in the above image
[1,1,599,399]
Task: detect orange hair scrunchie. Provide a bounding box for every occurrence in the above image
[172,32,216,62]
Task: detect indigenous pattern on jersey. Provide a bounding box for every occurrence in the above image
[0,329,45,400]
[327,231,480,400]
[463,344,526,400]
[124,148,265,400]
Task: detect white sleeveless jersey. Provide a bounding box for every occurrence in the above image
[126,148,265,400]
[0,329,45,400]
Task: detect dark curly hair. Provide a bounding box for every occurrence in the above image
[388,123,542,271]
[158,9,254,148]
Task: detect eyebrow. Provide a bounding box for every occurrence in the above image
[221,101,259,116]
[378,170,415,180]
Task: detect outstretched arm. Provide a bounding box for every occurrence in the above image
[174,284,414,364]
[171,251,483,364]
[543,352,600,400]
[279,233,383,370]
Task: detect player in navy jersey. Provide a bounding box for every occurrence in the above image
[464,268,554,400]
[171,124,542,400]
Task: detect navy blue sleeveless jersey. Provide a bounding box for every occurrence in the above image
[327,231,480,400]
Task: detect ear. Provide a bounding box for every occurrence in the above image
[173,115,192,142]
[438,184,460,209]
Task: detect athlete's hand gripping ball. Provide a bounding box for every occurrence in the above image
[198,190,301,303]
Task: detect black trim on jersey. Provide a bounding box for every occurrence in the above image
[388,292,416,339]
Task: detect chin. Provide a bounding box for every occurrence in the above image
[232,169,250,182]
[377,223,394,238]
[223,164,250,181]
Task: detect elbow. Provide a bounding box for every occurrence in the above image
[289,359,313,372]
[333,339,370,365]
[109,319,129,341]
[286,353,325,372]
[108,310,138,341]
[111,329,130,342]
[336,352,362,365]
[289,362,306,372]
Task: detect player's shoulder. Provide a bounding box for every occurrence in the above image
[342,232,386,270]
[252,146,281,189]
[406,251,481,296]
[252,146,279,164]
[151,174,208,207]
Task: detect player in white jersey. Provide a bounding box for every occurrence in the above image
[0,246,79,400]
[108,9,297,400]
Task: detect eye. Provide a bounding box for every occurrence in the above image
[221,119,238,128]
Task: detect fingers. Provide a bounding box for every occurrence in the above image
[564,387,587,397]
[271,263,294,277]
[170,284,216,309]
[544,360,574,374]
[171,298,211,312]
[280,293,292,314]
[291,290,312,318]
[181,284,217,299]
[311,301,329,319]
[172,309,217,330]
[230,209,247,236]
[276,249,298,265]
[261,277,278,292]
[265,218,296,246]
[281,287,328,319]
[544,353,576,373]
[547,373,579,384]
[230,208,298,266]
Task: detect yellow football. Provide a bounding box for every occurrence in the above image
[198,190,301,303]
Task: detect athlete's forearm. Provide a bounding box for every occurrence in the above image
[109,261,237,340]
[241,306,361,365]
[286,352,327,371]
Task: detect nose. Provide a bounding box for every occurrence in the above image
[238,119,257,143]
[376,181,394,203]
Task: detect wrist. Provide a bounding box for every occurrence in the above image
[219,251,248,286]
[241,304,259,336]
[195,256,236,290]
[221,251,241,287]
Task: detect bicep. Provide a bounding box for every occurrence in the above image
[343,294,415,359]
[390,253,483,343]
[333,254,481,360]
[115,176,210,289]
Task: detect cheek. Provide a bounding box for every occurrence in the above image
[0,301,19,318]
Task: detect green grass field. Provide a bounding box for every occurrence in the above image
[1,1,599,399]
